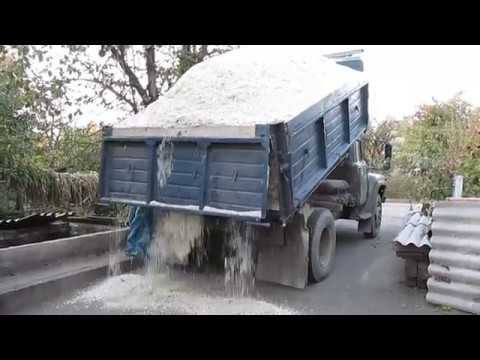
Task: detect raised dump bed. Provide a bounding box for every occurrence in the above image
[99,47,370,223]
[99,82,368,223]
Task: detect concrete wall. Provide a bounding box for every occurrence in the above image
[0,228,128,275]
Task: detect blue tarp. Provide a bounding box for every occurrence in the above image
[126,206,153,258]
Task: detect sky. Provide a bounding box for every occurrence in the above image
[74,45,480,127]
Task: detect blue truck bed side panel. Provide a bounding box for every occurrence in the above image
[285,83,369,208]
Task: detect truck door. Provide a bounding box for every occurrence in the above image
[352,140,368,205]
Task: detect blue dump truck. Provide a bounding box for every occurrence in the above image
[97,50,392,288]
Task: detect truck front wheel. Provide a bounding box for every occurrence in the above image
[364,194,382,239]
[307,209,336,283]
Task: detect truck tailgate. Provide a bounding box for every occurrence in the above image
[99,135,270,221]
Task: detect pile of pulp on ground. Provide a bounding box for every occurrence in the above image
[68,273,295,315]
[116,46,366,129]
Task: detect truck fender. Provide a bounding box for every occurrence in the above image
[357,174,386,233]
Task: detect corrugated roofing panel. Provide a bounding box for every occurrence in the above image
[426,199,480,314]
[394,210,432,248]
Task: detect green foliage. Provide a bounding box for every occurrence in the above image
[363,97,480,201]
[0,50,38,185]
[395,96,480,201]
[40,122,102,172]
[383,172,417,200]
[460,116,480,196]
[0,51,99,214]
[363,118,400,169]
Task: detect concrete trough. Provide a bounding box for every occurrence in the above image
[0,227,136,314]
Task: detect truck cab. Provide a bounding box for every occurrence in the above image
[309,137,389,236]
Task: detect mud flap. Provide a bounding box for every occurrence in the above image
[255,213,309,289]
[358,217,373,233]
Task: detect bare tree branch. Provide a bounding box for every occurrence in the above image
[78,78,138,113]
[145,45,158,102]
[108,45,150,106]
[199,45,209,60]
[21,45,238,119]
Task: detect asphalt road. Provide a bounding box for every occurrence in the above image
[256,202,462,314]
[13,202,463,315]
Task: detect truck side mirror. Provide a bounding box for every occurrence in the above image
[385,143,392,160]
[384,143,392,170]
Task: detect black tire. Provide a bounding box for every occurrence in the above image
[307,209,336,283]
[364,194,382,239]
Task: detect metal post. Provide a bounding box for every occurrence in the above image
[452,174,463,198]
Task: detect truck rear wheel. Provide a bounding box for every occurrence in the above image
[307,209,336,283]
[364,194,382,239]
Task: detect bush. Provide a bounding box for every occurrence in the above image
[395,96,480,201]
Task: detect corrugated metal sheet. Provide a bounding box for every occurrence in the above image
[394,206,432,289]
[0,211,73,230]
[394,209,432,248]
[426,199,480,314]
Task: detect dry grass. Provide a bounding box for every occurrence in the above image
[10,168,98,210]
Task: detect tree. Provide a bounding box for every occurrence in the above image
[396,96,480,200]
[461,108,480,196]
[1,49,101,214]
[7,45,75,165]
[6,45,237,166]
[362,117,399,169]
[13,45,237,117]
[6,46,238,169]
[47,121,102,172]
[0,49,38,190]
